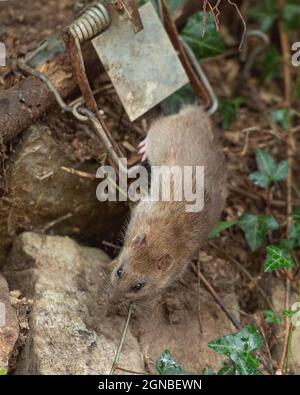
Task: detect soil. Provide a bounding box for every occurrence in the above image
[1,0,300,375]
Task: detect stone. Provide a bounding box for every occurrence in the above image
[132,266,240,374]
[4,232,143,375]
[0,124,126,267]
[0,274,19,372]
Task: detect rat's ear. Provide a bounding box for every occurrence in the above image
[132,233,146,249]
[157,253,173,272]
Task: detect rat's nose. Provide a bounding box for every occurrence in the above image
[107,290,121,305]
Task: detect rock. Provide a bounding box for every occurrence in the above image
[0,124,127,267]
[4,232,143,374]
[132,266,240,374]
[0,274,19,372]
[271,279,300,374]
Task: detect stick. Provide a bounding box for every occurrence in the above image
[193,263,241,330]
[276,0,294,375]
[109,303,133,375]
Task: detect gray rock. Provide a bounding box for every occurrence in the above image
[0,124,127,267]
[0,274,19,372]
[4,232,143,375]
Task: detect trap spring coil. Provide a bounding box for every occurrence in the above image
[69,2,111,43]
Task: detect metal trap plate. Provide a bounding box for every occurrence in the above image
[92,2,188,121]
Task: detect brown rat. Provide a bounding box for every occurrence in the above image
[108,106,227,305]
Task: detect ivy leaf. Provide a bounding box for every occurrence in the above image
[156,350,186,375]
[161,84,196,115]
[249,171,271,189]
[288,209,300,246]
[255,149,277,176]
[208,325,264,376]
[270,108,291,130]
[248,0,278,31]
[282,0,300,30]
[207,220,238,239]
[273,160,288,181]
[219,97,244,129]
[237,213,279,251]
[0,368,6,375]
[278,238,297,251]
[217,364,235,375]
[208,325,263,357]
[283,309,296,317]
[264,245,296,272]
[260,46,281,82]
[249,149,288,188]
[235,353,262,375]
[182,12,225,60]
[264,309,282,324]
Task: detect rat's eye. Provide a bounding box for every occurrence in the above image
[116,267,123,278]
[132,282,144,292]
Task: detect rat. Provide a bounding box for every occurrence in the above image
[108,105,227,305]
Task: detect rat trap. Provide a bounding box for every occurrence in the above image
[92,2,188,121]
[19,0,215,171]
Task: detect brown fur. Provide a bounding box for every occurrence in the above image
[109,106,227,304]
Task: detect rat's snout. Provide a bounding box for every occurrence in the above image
[107,288,122,306]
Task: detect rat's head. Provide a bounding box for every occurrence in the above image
[108,232,175,305]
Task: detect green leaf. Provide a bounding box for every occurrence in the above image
[0,368,6,375]
[161,84,196,115]
[292,208,300,221]
[156,350,186,375]
[282,0,300,30]
[255,149,277,177]
[264,309,282,324]
[182,12,225,60]
[278,238,296,251]
[237,213,279,251]
[202,367,216,375]
[283,309,296,317]
[270,108,291,130]
[260,46,281,82]
[208,325,264,375]
[235,353,263,375]
[273,160,288,181]
[207,220,238,239]
[217,364,235,375]
[219,97,244,129]
[249,149,288,188]
[249,171,271,189]
[248,0,278,31]
[288,209,300,247]
[264,245,296,272]
[208,325,264,357]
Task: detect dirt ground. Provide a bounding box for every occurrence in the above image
[1,0,300,375]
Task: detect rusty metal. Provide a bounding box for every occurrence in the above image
[92,2,188,121]
[160,0,211,110]
[113,0,144,33]
[61,3,123,159]
[69,2,111,42]
[180,39,218,115]
[240,30,270,80]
